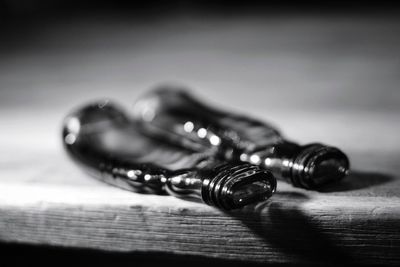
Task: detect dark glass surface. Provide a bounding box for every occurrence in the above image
[133,87,350,189]
[62,100,276,209]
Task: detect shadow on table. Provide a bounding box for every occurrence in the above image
[318,170,394,192]
[229,168,394,266]
[229,192,355,266]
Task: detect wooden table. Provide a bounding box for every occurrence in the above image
[1,13,399,265]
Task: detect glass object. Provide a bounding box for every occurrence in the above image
[62,100,276,210]
[132,86,350,189]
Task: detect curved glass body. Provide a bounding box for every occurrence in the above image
[132,87,350,189]
[62,100,276,210]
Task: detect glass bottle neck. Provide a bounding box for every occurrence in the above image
[235,141,349,189]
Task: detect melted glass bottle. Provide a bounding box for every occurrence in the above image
[62,100,276,210]
[132,86,350,189]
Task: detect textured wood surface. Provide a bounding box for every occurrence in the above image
[1,14,400,265]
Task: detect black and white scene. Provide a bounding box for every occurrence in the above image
[0,1,399,266]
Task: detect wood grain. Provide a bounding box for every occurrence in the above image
[0,14,400,265]
[1,180,399,265]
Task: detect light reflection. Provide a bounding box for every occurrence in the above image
[250,154,261,164]
[66,117,80,134]
[133,98,159,122]
[183,121,194,132]
[197,128,207,138]
[65,133,76,145]
[97,99,109,108]
[127,170,136,179]
[171,176,181,184]
[141,109,155,122]
[210,135,221,146]
[283,159,290,167]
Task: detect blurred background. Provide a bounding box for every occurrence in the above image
[1,1,400,111]
[1,0,400,177]
[2,1,400,179]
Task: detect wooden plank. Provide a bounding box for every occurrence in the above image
[0,177,399,265]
